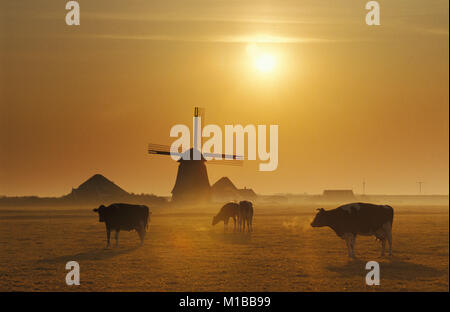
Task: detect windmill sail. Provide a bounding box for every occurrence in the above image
[148,143,183,157]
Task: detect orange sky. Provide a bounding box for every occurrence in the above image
[0,0,448,196]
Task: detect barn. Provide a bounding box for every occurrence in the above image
[322,189,355,201]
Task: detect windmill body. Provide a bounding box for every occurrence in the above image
[148,108,241,204]
[171,148,211,203]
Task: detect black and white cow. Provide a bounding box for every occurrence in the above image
[311,202,393,257]
[93,203,150,248]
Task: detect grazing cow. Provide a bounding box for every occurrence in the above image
[93,203,150,248]
[310,202,393,257]
[238,200,254,232]
[212,202,240,231]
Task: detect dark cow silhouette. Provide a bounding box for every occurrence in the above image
[212,202,240,231]
[238,200,253,232]
[311,202,393,257]
[93,203,150,248]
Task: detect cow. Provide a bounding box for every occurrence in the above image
[238,200,254,232]
[212,202,240,231]
[93,203,151,248]
[310,202,393,258]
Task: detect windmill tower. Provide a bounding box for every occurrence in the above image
[148,107,242,203]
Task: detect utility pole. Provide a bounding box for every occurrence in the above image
[362,179,366,196]
[417,181,424,194]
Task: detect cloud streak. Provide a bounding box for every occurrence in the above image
[90,33,337,44]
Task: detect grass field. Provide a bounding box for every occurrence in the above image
[0,204,448,291]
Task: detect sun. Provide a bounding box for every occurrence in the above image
[255,53,276,73]
[246,43,277,74]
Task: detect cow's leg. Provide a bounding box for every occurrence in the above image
[224,218,228,232]
[115,230,120,247]
[381,238,386,256]
[384,222,393,256]
[138,222,146,246]
[233,216,236,232]
[239,215,243,232]
[106,226,111,248]
[343,233,354,258]
[345,239,351,257]
[138,229,145,246]
[350,234,356,257]
[387,234,392,256]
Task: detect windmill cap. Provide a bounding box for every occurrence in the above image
[178,148,206,162]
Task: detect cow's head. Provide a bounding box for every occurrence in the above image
[212,215,219,226]
[311,208,327,227]
[93,205,106,222]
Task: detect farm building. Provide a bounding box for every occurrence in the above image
[322,189,355,201]
[211,177,257,202]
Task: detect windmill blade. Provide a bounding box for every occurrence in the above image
[202,152,244,160]
[148,143,183,157]
[193,107,205,151]
[148,143,171,155]
[194,107,205,121]
[148,143,171,152]
[203,151,245,165]
[207,159,244,166]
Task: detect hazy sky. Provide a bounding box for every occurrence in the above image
[1,0,448,196]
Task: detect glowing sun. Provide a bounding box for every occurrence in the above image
[246,44,277,73]
[255,53,276,73]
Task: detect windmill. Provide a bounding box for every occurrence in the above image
[148,107,242,203]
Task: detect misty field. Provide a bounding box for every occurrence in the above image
[0,204,448,291]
